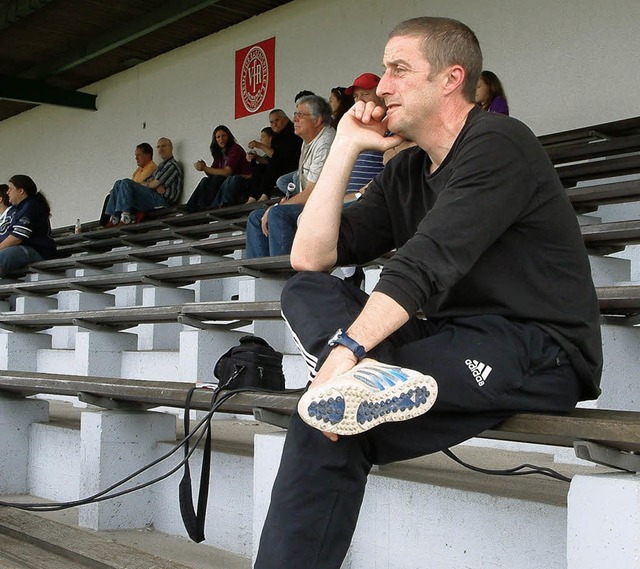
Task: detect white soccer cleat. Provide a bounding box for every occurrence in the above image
[298,358,438,436]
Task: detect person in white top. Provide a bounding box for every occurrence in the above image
[0,184,13,228]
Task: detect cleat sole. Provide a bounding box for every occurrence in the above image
[298,359,438,436]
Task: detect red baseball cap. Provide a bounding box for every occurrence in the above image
[345,73,381,95]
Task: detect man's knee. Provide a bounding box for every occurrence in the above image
[281,272,336,318]
[269,204,299,227]
[113,179,135,202]
[247,208,264,230]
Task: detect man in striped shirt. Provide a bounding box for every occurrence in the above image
[105,137,183,226]
[343,73,387,199]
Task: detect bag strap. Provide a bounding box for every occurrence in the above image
[178,366,247,542]
[178,386,213,543]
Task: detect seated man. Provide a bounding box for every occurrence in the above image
[100,142,156,224]
[246,95,335,257]
[246,109,302,202]
[131,142,157,183]
[254,16,602,569]
[105,137,182,226]
[343,72,387,202]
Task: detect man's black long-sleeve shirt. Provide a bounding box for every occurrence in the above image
[337,107,602,400]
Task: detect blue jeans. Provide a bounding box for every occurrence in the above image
[275,171,299,196]
[106,179,168,215]
[0,245,43,277]
[212,175,251,208]
[246,203,303,257]
[185,175,225,212]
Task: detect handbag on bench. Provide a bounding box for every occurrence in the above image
[179,335,285,542]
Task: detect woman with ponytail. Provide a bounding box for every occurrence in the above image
[0,175,56,276]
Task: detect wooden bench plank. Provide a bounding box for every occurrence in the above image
[0,255,293,298]
[1,370,639,454]
[54,217,248,256]
[539,116,640,148]
[556,154,640,188]
[547,133,640,165]
[595,285,640,316]
[581,219,640,251]
[30,234,246,274]
[0,283,636,329]
[567,179,640,211]
[482,408,640,453]
[0,300,282,331]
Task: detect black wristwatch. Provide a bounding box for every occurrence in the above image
[328,328,366,362]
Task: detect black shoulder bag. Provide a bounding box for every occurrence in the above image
[179,335,285,542]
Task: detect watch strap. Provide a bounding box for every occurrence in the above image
[328,328,366,361]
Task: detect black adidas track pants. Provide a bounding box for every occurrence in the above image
[254,271,581,569]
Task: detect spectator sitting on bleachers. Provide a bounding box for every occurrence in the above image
[0,175,56,276]
[245,109,302,203]
[476,70,509,115]
[343,73,387,198]
[0,184,12,225]
[246,95,335,257]
[100,142,157,225]
[185,125,252,212]
[295,90,315,103]
[329,86,354,129]
[246,127,274,203]
[254,17,601,568]
[131,142,157,183]
[273,91,320,195]
[104,137,182,226]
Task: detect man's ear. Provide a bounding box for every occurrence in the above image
[443,65,465,95]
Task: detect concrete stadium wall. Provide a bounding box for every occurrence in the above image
[0,0,638,227]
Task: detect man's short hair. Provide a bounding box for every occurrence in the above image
[297,95,332,127]
[269,109,287,118]
[389,17,482,103]
[136,142,153,157]
[295,90,315,103]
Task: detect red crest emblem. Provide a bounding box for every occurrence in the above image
[235,38,275,119]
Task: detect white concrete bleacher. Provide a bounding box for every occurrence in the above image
[3,121,640,568]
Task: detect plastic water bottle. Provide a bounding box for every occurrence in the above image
[74,218,81,234]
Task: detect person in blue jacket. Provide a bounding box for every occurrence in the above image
[0,174,56,276]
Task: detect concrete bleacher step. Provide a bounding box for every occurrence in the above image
[121,349,181,381]
[588,253,630,286]
[8,401,277,561]
[6,401,618,569]
[253,431,614,569]
[36,347,75,375]
[0,507,250,569]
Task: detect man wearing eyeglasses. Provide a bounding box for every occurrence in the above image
[246,95,335,257]
[104,137,183,226]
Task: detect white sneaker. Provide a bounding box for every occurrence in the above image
[298,358,438,436]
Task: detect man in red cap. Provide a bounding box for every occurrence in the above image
[342,73,387,195]
[345,72,385,107]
